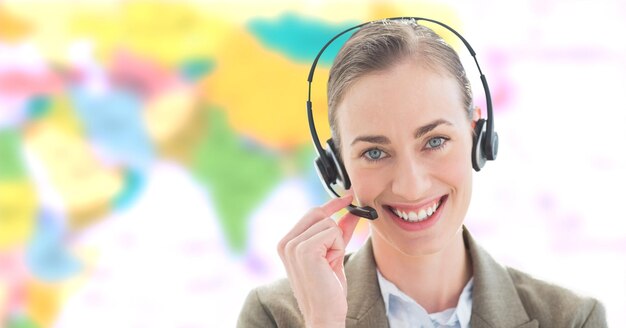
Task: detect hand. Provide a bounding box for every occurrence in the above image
[277,194,360,328]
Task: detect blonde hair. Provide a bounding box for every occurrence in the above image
[327,19,473,147]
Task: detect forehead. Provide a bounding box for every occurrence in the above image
[336,60,466,133]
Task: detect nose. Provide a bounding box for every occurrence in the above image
[390,153,432,201]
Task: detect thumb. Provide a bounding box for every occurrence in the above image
[337,211,360,245]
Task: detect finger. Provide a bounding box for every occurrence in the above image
[284,218,338,259]
[286,202,358,263]
[337,211,360,245]
[278,194,354,253]
[319,194,354,217]
[297,225,345,267]
[294,227,347,304]
[334,263,348,297]
[328,212,360,279]
[325,247,346,277]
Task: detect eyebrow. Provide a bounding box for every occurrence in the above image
[350,119,453,146]
[414,119,453,139]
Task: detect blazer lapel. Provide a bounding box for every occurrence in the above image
[344,239,390,328]
[464,229,538,328]
[341,230,539,328]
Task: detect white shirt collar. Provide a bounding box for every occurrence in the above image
[376,270,474,328]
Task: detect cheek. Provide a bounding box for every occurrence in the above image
[444,147,471,179]
[345,165,385,206]
[437,139,474,200]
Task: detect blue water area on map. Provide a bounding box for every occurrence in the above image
[247,12,358,67]
[26,210,81,281]
[70,86,155,169]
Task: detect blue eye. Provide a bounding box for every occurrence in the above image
[426,137,448,149]
[363,148,386,161]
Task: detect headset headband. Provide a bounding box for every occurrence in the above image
[306,17,497,170]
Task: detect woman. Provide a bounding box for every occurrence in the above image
[238,18,607,328]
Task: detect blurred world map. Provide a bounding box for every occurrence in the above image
[0,1,625,327]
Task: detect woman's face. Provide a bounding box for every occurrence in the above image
[336,59,476,256]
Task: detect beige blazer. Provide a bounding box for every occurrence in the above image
[238,229,607,327]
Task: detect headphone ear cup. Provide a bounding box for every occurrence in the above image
[472,119,487,171]
[327,139,351,190]
[313,139,350,189]
[315,151,338,187]
[326,139,352,190]
[485,131,499,161]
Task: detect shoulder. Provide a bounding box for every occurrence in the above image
[506,267,607,327]
[464,228,607,327]
[237,278,303,328]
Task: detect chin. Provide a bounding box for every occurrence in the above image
[392,234,450,257]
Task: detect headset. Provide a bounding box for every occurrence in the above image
[307,17,499,220]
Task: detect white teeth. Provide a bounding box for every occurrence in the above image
[391,199,442,223]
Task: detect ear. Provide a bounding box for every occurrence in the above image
[471,106,482,129]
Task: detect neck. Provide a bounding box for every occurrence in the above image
[372,228,472,313]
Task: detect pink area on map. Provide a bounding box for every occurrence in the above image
[109,50,179,98]
[0,71,63,98]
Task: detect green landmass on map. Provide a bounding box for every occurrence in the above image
[192,107,282,252]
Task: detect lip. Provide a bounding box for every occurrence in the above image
[385,195,444,213]
[383,195,448,231]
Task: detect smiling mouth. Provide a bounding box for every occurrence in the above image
[384,195,448,223]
